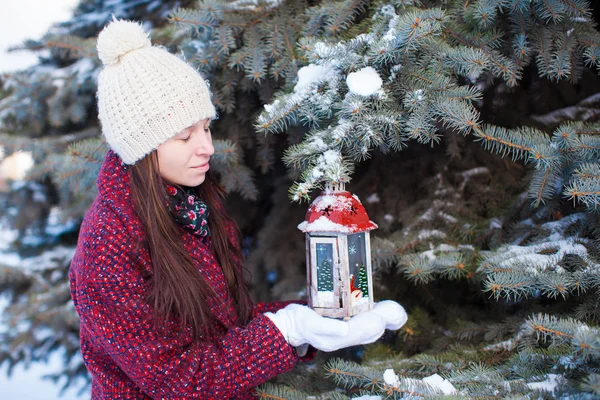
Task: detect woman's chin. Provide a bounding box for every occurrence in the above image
[187,174,207,187]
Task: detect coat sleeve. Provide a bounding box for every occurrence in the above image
[252,300,306,316]
[72,220,300,399]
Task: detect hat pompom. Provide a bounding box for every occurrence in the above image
[97,18,151,66]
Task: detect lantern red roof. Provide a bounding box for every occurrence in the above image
[297,190,378,234]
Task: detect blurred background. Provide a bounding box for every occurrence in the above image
[1,1,83,399]
[1,1,600,399]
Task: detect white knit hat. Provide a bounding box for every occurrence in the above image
[96,18,216,164]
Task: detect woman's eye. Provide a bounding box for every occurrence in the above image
[181,135,191,142]
[204,127,210,133]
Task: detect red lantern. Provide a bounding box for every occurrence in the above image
[298,185,377,319]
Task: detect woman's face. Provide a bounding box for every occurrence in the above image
[157,118,214,187]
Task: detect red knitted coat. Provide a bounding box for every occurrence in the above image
[69,150,305,399]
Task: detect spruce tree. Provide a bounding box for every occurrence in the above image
[357,264,368,296]
[318,259,334,292]
[1,0,600,398]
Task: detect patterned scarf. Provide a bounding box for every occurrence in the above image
[165,185,210,237]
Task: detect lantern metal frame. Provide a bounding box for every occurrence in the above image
[304,223,375,319]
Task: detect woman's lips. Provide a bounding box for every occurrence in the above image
[192,162,209,170]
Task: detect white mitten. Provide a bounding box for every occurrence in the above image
[335,301,407,348]
[371,300,408,330]
[265,304,349,352]
[341,310,387,346]
[266,301,408,352]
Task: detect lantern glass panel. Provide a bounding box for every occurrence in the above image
[347,232,368,297]
[316,243,334,293]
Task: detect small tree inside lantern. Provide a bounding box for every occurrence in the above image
[297,183,378,319]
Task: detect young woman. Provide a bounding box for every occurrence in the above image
[69,18,407,399]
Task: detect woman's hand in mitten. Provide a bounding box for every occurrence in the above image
[264,304,349,352]
[268,306,387,351]
[338,310,387,347]
[265,301,408,352]
[371,300,408,330]
[323,300,408,349]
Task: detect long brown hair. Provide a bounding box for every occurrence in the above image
[128,152,253,340]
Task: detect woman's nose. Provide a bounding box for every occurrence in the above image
[195,130,214,156]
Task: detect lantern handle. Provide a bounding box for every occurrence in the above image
[325,182,346,192]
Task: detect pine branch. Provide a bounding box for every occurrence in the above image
[43,35,97,60]
[528,166,561,207]
[472,124,557,170]
[325,358,381,390]
[524,313,600,361]
[581,373,600,395]
[211,139,258,200]
[254,382,312,400]
[168,7,217,30]
[324,0,370,35]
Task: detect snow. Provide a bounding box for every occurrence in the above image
[45,207,78,237]
[489,218,502,229]
[423,373,457,395]
[383,214,394,222]
[383,15,399,42]
[0,224,18,251]
[263,99,280,114]
[481,239,590,275]
[0,251,21,266]
[418,207,436,221]
[438,244,457,252]
[417,229,446,240]
[389,64,403,82]
[354,396,382,400]
[383,369,400,387]
[383,369,456,395]
[412,89,425,101]
[308,138,328,152]
[322,149,340,165]
[312,42,349,68]
[438,212,457,224]
[0,245,76,271]
[461,167,490,179]
[0,296,89,400]
[526,374,560,393]
[227,0,282,11]
[0,202,86,398]
[298,215,358,233]
[483,339,515,351]
[294,64,337,95]
[346,67,383,97]
[331,119,353,142]
[366,193,380,203]
[72,58,98,84]
[353,33,375,46]
[310,168,323,180]
[379,4,396,18]
[420,249,437,261]
[315,291,335,305]
[305,149,348,187]
[352,296,369,305]
[458,167,489,191]
[0,351,88,400]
